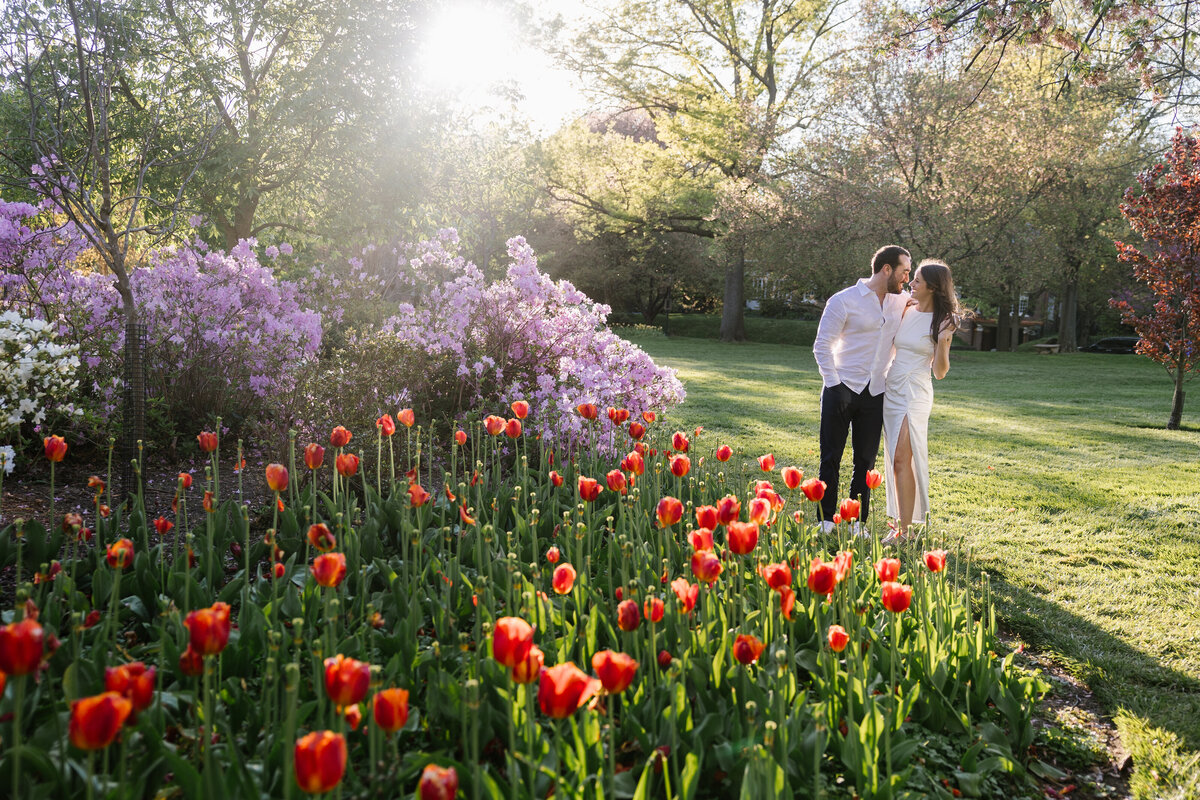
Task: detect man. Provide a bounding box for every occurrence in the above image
[812,245,911,532]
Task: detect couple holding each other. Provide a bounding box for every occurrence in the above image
[812,245,960,542]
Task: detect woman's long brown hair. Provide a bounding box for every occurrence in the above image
[917,260,960,342]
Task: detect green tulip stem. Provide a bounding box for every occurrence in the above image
[13,674,24,800]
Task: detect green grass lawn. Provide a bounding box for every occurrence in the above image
[629,330,1200,799]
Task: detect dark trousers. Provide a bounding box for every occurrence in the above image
[818,383,884,522]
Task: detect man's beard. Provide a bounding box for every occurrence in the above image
[887,273,905,294]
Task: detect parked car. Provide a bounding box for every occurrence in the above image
[1083,336,1141,354]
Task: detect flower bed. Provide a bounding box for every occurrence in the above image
[0,412,1049,799]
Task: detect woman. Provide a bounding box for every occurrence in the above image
[881,259,959,543]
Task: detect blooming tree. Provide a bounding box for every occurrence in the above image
[1111,128,1200,430]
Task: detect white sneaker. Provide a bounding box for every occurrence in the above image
[818,520,836,534]
[850,522,870,539]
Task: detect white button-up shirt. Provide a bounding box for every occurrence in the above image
[813,279,908,395]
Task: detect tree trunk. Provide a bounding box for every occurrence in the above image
[719,239,746,342]
[1058,278,1079,352]
[995,302,1012,352]
[116,279,146,500]
[1168,364,1185,430]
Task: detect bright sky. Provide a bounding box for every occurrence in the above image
[417,1,593,134]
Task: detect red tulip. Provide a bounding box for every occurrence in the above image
[669,454,690,477]
[616,599,640,631]
[274,562,285,579]
[304,443,325,470]
[492,617,534,669]
[715,495,741,525]
[418,764,459,800]
[294,730,347,794]
[807,558,838,597]
[865,469,883,489]
[576,403,599,420]
[408,482,431,508]
[592,650,638,694]
[512,645,545,684]
[324,654,370,709]
[398,408,416,428]
[658,649,672,669]
[800,478,826,502]
[177,472,194,489]
[691,550,723,583]
[312,553,347,588]
[549,470,564,487]
[748,497,771,525]
[153,516,173,535]
[761,563,792,591]
[195,431,217,454]
[377,413,396,436]
[578,476,601,502]
[342,704,362,730]
[552,563,576,595]
[757,453,775,471]
[827,625,850,652]
[606,469,628,494]
[643,597,664,623]
[780,587,796,620]
[881,581,913,613]
[307,523,336,552]
[511,400,530,419]
[757,487,784,514]
[84,609,101,629]
[0,618,44,675]
[726,521,759,555]
[695,505,717,530]
[106,538,134,569]
[335,453,360,477]
[202,490,215,513]
[688,528,714,551]
[184,602,232,656]
[874,557,901,583]
[733,634,765,665]
[782,467,803,490]
[42,434,69,463]
[178,646,204,676]
[671,577,698,614]
[504,418,522,438]
[642,411,656,423]
[838,498,861,522]
[546,546,560,563]
[924,549,948,573]
[62,512,83,533]
[454,429,468,446]
[265,463,289,492]
[69,691,132,750]
[620,450,644,476]
[656,496,683,528]
[330,426,352,448]
[715,444,732,462]
[833,550,853,582]
[671,431,689,452]
[537,662,601,718]
[104,661,156,714]
[373,688,410,734]
[628,422,646,440]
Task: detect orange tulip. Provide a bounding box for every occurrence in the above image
[671,578,699,614]
[546,546,560,563]
[715,444,732,461]
[343,704,362,730]
[688,528,714,551]
[733,634,765,665]
[924,549,948,572]
[617,599,640,631]
[504,418,522,438]
[691,551,723,583]
[606,469,628,494]
[274,562,286,579]
[780,587,796,620]
[511,400,530,419]
[537,662,601,718]
[177,472,194,489]
[748,497,771,525]
[782,466,803,489]
[104,661,156,714]
[201,490,215,513]
[827,625,850,652]
[576,403,599,420]
[492,616,534,669]
[454,429,467,446]
[726,521,759,555]
[669,454,690,477]
[0,617,44,675]
[153,516,173,535]
[196,431,217,454]
[482,415,504,436]
[838,498,861,522]
[807,558,837,597]
[304,443,325,470]
[373,688,410,734]
[757,487,784,514]
[833,550,853,582]
[43,434,68,462]
[620,450,644,476]
[578,476,601,502]
[512,645,545,684]
[69,691,132,750]
[642,411,656,423]
[549,470,564,487]
[592,650,638,694]
[312,553,347,588]
[874,557,901,583]
[294,730,347,794]
[671,431,689,452]
[398,408,416,428]
[265,463,289,492]
[757,453,775,471]
[881,581,913,613]
[184,602,232,655]
[656,496,683,528]
[408,482,431,508]
[418,764,459,800]
[628,421,646,440]
[643,597,664,623]
[106,538,134,569]
[865,469,883,489]
[715,495,741,525]
[552,563,576,595]
[458,503,476,526]
[695,505,717,530]
[377,413,396,436]
[329,426,352,448]
[335,453,360,477]
[324,654,370,709]
[761,563,792,591]
[307,523,336,552]
[800,478,826,502]
[62,512,84,533]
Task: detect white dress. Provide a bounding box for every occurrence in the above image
[883,310,936,524]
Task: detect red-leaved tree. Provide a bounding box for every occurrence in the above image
[1111,129,1200,430]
